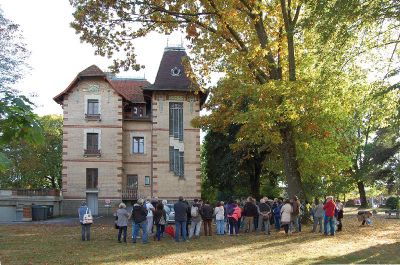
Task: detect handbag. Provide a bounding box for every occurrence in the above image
[159,215,166,225]
[83,208,93,224]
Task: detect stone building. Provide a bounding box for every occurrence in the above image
[54,47,207,215]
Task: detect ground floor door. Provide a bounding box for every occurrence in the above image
[86,193,98,215]
[0,206,16,222]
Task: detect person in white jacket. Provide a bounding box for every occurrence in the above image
[280,199,293,235]
[214,201,225,235]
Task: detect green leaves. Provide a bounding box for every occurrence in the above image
[0,10,44,174]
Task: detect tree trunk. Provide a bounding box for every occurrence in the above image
[357,181,368,208]
[280,123,305,201]
[250,158,262,200]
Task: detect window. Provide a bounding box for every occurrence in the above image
[87,99,99,115]
[169,102,183,141]
[87,133,99,150]
[132,137,144,154]
[169,146,184,177]
[127,175,138,189]
[144,176,150,186]
[86,168,98,189]
[133,105,144,117]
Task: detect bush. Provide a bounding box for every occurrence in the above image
[386,196,400,210]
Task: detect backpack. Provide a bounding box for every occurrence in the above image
[191,205,199,217]
[227,206,234,216]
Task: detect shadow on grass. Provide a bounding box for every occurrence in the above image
[1,214,399,265]
[291,242,400,265]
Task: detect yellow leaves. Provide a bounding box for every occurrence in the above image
[186,24,199,38]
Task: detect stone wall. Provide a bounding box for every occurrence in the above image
[61,77,123,215]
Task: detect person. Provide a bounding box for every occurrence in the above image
[145,197,155,236]
[312,198,324,233]
[116,202,130,243]
[184,199,191,237]
[272,199,282,231]
[214,201,225,235]
[78,201,91,241]
[357,210,373,226]
[291,196,301,233]
[162,199,169,236]
[227,201,241,236]
[258,198,271,235]
[323,196,336,236]
[189,199,202,239]
[131,198,149,244]
[336,199,344,231]
[151,197,159,234]
[174,196,189,242]
[153,202,167,241]
[225,200,235,235]
[280,199,293,235]
[200,201,213,236]
[243,197,257,232]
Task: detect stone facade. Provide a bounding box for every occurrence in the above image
[54,47,206,215]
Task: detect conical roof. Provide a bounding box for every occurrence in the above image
[150,47,193,91]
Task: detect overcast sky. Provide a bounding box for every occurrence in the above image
[0,0,184,116]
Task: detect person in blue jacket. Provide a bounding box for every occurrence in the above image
[78,201,91,241]
[272,198,282,231]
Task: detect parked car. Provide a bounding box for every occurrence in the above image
[165,204,175,224]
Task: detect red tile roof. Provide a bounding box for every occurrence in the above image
[53,65,149,104]
[109,79,150,103]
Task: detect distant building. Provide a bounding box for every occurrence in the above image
[54,47,207,215]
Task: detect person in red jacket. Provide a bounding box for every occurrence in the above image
[323,196,336,236]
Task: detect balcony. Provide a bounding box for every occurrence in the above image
[85,113,101,121]
[121,188,138,200]
[84,149,101,157]
[123,112,152,121]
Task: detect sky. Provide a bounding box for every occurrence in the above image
[0,0,186,116]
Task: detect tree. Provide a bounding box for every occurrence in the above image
[69,0,398,200]
[306,0,400,205]
[69,0,316,199]
[0,8,43,171]
[0,115,62,189]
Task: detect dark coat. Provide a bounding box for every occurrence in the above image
[259,203,271,213]
[131,204,147,223]
[154,209,167,225]
[174,201,189,222]
[200,204,214,220]
[243,202,258,217]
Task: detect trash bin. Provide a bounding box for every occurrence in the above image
[32,205,48,221]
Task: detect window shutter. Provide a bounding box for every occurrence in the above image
[178,107,183,141]
[169,103,173,136]
[174,149,179,175]
[169,146,174,171]
[179,152,184,177]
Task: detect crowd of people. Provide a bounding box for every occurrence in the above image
[78,195,347,243]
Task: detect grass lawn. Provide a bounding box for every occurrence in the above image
[1,209,399,265]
